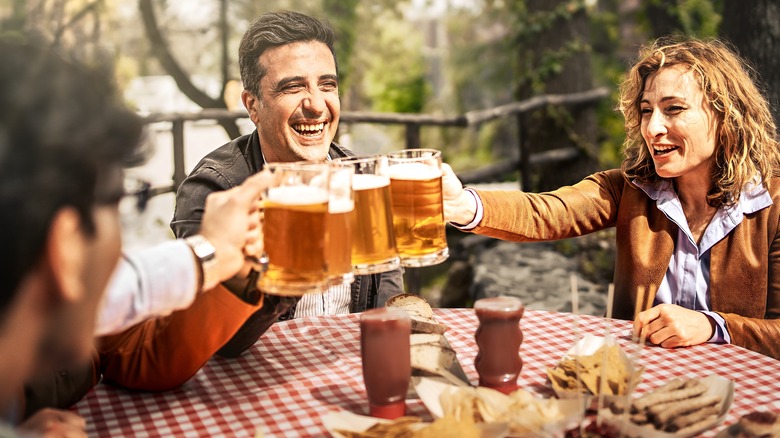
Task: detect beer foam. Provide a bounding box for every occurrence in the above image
[267,185,328,205]
[329,198,354,214]
[387,162,442,180]
[352,173,390,190]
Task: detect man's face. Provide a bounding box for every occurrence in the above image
[244,41,340,163]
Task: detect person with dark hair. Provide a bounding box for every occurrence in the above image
[0,37,273,434]
[88,11,404,396]
[0,35,141,434]
[443,37,780,359]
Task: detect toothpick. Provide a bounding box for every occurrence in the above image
[596,283,615,428]
[619,284,653,437]
[569,273,585,436]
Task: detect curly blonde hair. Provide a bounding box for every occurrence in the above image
[619,37,780,207]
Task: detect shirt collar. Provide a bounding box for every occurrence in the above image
[632,176,772,217]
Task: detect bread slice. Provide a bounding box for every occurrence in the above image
[386,293,435,319]
[410,333,448,347]
[409,333,471,386]
[386,293,447,334]
[410,343,458,375]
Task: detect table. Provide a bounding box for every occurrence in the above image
[73,309,780,437]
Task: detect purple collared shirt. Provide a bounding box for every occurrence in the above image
[634,178,773,344]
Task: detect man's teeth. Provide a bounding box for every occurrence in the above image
[293,123,324,134]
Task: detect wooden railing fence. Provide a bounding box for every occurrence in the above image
[142,86,611,294]
[142,86,610,195]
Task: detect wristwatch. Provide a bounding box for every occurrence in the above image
[184,234,219,292]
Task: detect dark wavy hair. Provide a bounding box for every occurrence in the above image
[238,10,337,98]
[619,37,780,207]
[0,38,143,314]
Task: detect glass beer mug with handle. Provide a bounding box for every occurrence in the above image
[257,162,331,296]
[386,148,449,267]
[326,163,355,286]
[333,155,400,275]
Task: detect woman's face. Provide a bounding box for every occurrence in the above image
[640,64,719,184]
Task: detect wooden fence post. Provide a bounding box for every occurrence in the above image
[517,114,531,191]
[405,123,421,150]
[172,119,186,191]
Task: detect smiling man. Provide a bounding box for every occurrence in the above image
[167,11,404,359]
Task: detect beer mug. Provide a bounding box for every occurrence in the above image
[258,163,330,296]
[326,164,355,286]
[334,156,400,275]
[386,149,449,267]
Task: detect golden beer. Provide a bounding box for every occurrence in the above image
[387,150,449,267]
[259,185,329,296]
[350,173,399,274]
[327,198,355,285]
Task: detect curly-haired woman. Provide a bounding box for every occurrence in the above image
[443,37,780,359]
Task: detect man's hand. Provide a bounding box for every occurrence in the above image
[199,171,272,288]
[632,304,716,348]
[17,408,86,438]
[441,163,476,225]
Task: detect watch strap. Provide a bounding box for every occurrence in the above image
[184,234,219,292]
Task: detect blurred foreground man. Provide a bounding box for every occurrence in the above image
[0,38,142,435]
[1,37,272,435]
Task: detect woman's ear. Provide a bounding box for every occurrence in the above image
[45,207,87,303]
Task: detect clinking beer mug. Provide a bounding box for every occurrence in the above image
[326,163,356,286]
[256,162,331,296]
[386,148,449,267]
[333,155,400,275]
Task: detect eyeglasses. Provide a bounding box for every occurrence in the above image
[118,176,152,217]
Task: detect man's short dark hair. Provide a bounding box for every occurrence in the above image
[0,39,143,314]
[238,10,337,98]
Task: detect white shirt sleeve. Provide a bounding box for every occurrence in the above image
[448,188,484,231]
[94,239,198,336]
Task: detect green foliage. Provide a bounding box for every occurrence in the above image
[357,8,430,113]
[322,0,359,90]
[642,0,722,37]
[587,0,626,168]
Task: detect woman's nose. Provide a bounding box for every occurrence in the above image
[646,110,667,137]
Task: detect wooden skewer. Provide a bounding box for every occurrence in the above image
[569,273,586,436]
[619,284,653,437]
[596,283,615,428]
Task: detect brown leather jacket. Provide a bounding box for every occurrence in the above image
[471,169,780,359]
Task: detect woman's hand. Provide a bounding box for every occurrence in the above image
[632,304,716,348]
[441,163,477,225]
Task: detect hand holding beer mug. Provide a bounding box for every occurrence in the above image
[386,149,449,267]
[334,156,400,275]
[258,163,330,296]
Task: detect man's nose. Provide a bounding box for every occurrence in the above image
[302,88,326,114]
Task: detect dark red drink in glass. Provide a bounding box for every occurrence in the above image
[360,307,411,419]
[474,296,524,394]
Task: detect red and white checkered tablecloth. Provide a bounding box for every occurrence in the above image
[73,309,780,437]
